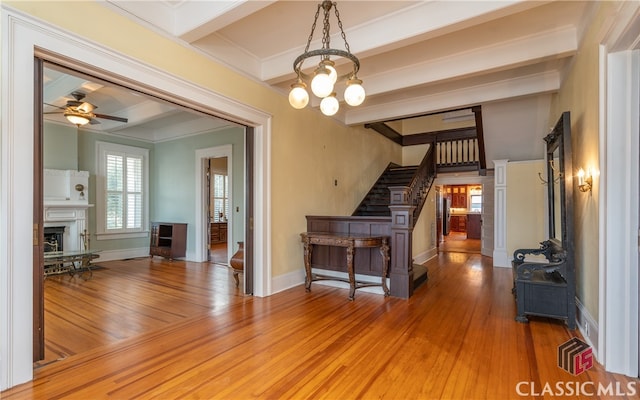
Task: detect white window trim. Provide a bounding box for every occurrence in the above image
[95,141,149,240]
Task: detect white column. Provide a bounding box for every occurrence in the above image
[492,159,510,267]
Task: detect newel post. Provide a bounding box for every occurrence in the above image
[388,186,415,298]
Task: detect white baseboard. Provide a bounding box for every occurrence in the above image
[271,268,305,295]
[413,247,438,265]
[576,297,599,359]
[271,268,390,296]
[493,249,510,267]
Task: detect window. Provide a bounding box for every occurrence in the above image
[212,174,229,222]
[96,142,149,239]
[470,195,482,212]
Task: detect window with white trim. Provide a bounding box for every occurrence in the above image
[96,142,149,239]
[212,173,229,222]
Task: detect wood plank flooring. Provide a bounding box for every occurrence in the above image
[3,252,639,399]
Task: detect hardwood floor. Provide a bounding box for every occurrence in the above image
[439,231,481,253]
[3,252,639,399]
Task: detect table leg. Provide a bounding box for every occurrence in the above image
[347,243,356,300]
[303,237,313,292]
[380,238,390,297]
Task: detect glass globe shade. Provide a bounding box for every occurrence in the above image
[319,59,338,84]
[288,85,309,109]
[326,65,337,84]
[311,70,334,98]
[320,94,339,116]
[344,80,366,106]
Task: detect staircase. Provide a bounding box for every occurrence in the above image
[307,145,439,299]
[352,164,417,216]
[353,142,437,222]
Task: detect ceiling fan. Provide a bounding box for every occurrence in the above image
[44,91,128,126]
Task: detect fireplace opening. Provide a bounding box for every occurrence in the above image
[44,226,65,252]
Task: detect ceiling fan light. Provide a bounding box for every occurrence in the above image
[311,67,334,98]
[320,93,339,116]
[344,78,365,106]
[289,81,309,109]
[64,111,91,126]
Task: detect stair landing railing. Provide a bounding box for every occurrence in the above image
[406,144,436,223]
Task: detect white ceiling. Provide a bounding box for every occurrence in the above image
[44,0,594,161]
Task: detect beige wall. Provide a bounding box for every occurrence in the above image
[402,144,429,166]
[506,160,546,256]
[412,188,437,260]
[549,1,619,321]
[11,1,402,280]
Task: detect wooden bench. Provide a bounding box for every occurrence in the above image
[511,240,573,328]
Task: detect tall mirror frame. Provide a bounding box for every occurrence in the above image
[543,111,575,252]
[543,111,576,326]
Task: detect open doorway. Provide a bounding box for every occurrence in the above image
[208,157,230,265]
[37,62,249,365]
[438,183,482,253]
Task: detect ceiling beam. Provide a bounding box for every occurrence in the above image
[354,26,576,98]
[260,0,542,83]
[344,71,560,126]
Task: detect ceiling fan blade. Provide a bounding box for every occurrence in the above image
[94,113,128,123]
[44,102,65,110]
[89,118,101,125]
[43,111,63,115]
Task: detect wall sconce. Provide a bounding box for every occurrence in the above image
[577,168,592,192]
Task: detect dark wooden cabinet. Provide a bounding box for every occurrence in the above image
[210,222,227,244]
[450,215,466,232]
[466,214,481,239]
[451,185,467,208]
[150,222,187,260]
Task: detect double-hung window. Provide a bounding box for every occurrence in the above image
[212,173,229,222]
[96,142,149,239]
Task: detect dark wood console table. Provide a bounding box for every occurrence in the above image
[300,232,390,300]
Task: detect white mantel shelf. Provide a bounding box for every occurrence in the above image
[44,202,94,208]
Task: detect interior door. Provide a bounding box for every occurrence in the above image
[245,127,254,295]
[436,187,442,247]
[206,159,212,261]
[33,57,45,362]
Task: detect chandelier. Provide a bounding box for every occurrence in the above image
[288,1,365,116]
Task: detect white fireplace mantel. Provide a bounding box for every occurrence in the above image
[43,169,93,251]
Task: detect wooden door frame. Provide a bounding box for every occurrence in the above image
[33,58,45,362]
[195,145,234,265]
[2,11,272,388]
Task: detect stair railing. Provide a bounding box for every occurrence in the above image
[436,137,479,169]
[406,144,436,223]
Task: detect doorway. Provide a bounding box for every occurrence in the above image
[37,66,249,363]
[3,14,272,387]
[439,183,482,254]
[208,157,230,265]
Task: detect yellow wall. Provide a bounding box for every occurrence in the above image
[506,160,546,255]
[10,1,402,279]
[402,144,429,166]
[549,1,619,321]
[412,188,437,260]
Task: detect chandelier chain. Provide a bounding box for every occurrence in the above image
[333,4,351,54]
[304,4,322,55]
[322,3,331,52]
